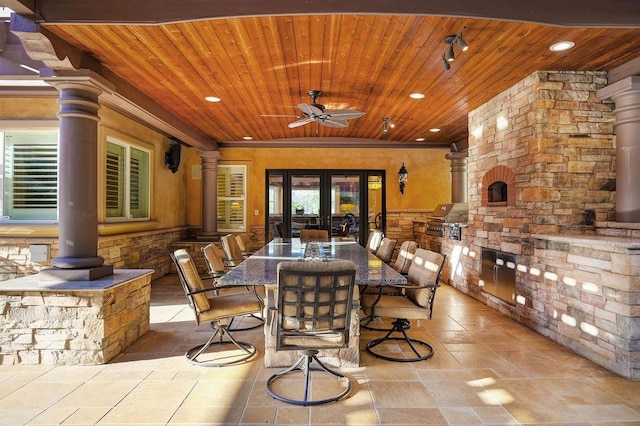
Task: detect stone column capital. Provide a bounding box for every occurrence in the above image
[197,150,222,162]
[41,69,115,95]
[597,76,640,101]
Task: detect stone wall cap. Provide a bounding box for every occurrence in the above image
[0,269,154,292]
[533,234,640,249]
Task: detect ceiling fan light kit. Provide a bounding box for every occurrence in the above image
[442,28,468,71]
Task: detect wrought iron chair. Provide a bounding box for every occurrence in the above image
[235,233,256,256]
[299,228,329,242]
[375,237,397,264]
[361,248,445,362]
[171,248,262,367]
[220,234,247,267]
[392,240,418,275]
[365,229,383,253]
[265,260,357,406]
[201,242,264,331]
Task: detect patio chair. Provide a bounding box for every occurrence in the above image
[220,234,247,267]
[361,248,445,362]
[201,242,264,331]
[365,229,383,253]
[375,237,397,263]
[265,260,357,406]
[235,233,256,255]
[299,228,329,242]
[392,240,418,275]
[171,248,262,366]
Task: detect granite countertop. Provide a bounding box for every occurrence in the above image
[0,269,155,291]
[533,234,640,249]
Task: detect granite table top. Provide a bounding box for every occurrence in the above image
[217,238,407,286]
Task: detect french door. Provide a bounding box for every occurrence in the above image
[265,169,385,245]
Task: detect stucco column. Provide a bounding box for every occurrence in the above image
[197,150,222,240]
[43,70,115,279]
[598,77,640,222]
[445,151,469,203]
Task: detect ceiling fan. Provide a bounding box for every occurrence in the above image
[262,90,365,129]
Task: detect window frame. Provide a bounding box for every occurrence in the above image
[217,164,247,233]
[0,129,59,223]
[105,135,151,222]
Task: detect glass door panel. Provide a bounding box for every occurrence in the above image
[291,174,321,238]
[267,173,284,240]
[331,174,360,239]
[367,173,384,231]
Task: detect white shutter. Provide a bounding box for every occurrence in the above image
[217,165,246,231]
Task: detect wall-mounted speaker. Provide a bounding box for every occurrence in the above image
[165,138,181,173]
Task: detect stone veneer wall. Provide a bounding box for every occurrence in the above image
[0,271,153,365]
[439,71,640,377]
[0,227,188,282]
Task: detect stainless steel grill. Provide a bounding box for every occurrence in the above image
[426,203,468,237]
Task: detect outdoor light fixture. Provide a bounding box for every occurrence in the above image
[442,28,468,71]
[382,117,395,135]
[398,163,408,194]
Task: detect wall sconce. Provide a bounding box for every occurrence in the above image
[382,117,395,135]
[398,163,408,194]
[442,27,468,71]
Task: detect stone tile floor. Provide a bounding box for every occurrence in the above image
[2,274,640,425]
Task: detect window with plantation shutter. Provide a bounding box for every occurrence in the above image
[217,165,246,232]
[106,138,150,221]
[2,131,58,221]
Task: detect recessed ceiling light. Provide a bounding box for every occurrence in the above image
[549,41,575,52]
[409,93,425,99]
[242,136,253,140]
[429,128,441,132]
[415,137,426,142]
[205,96,221,102]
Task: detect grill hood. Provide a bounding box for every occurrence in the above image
[429,203,468,223]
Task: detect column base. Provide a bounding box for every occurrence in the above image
[39,264,114,282]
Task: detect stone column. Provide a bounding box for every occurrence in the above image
[598,77,640,223]
[42,70,115,280]
[197,150,222,240]
[445,151,469,203]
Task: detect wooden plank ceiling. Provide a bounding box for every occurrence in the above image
[46,15,640,147]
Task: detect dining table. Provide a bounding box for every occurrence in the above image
[217,237,407,367]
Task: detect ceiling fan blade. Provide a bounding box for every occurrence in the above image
[288,118,314,128]
[325,109,365,120]
[319,118,349,128]
[298,103,323,116]
[260,114,304,118]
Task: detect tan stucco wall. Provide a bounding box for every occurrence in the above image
[0,97,186,237]
[185,146,452,228]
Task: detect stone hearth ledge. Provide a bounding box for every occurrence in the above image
[0,269,154,365]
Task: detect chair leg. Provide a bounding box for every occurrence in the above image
[185,323,257,367]
[366,318,434,362]
[265,350,351,406]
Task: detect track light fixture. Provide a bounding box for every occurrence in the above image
[442,28,468,71]
[382,117,395,135]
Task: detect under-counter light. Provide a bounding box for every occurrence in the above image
[205,96,221,102]
[549,41,575,51]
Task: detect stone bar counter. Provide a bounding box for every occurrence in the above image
[529,233,640,379]
[0,269,153,365]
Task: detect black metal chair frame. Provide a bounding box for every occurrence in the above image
[364,254,446,362]
[265,261,356,406]
[171,251,259,367]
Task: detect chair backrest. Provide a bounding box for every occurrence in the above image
[375,237,397,263]
[220,234,245,267]
[201,243,227,279]
[275,260,356,351]
[392,240,417,274]
[299,229,329,242]
[366,229,383,253]
[171,249,211,317]
[405,248,446,318]
[235,234,253,253]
